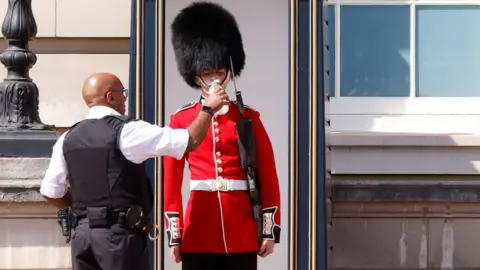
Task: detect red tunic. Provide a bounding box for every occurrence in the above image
[163,101,281,253]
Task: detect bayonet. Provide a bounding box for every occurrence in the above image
[230,57,245,115]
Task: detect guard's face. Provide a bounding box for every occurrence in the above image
[198,67,228,86]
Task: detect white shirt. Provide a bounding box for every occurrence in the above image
[40,105,189,199]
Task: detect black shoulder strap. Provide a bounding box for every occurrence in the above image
[236,116,263,247]
[236,118,257,169]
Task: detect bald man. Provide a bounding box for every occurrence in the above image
[40,72,228,270]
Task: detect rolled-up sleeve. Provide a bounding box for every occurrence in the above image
[119,120,189,164]
[168,128,190,159]
[40,134,70,199]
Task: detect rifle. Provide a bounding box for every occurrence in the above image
[230,57,263,247]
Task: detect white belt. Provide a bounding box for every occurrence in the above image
[190,179,248,192]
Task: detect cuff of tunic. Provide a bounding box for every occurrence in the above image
[165,212,182,246]
[261,206,281,243]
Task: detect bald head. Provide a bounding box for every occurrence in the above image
[82,73,122,105]
[82,72,127,114]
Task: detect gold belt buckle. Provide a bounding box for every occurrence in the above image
[213,180,228,192]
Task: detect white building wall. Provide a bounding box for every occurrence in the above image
[0,0,132,128]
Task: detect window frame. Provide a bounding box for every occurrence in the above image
[327,0,480,119]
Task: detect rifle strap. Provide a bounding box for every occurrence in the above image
[236,117,263,247]
[236,118,257,168]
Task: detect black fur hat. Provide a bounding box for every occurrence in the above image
[171,1,246,89]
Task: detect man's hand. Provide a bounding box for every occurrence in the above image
[203,87,229,113]
[258,239,275,258]
[170,245,181,263]
[185,87,228,153]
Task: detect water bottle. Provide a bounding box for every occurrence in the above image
[208,79,229,115]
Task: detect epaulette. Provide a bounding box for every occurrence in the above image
[174,101,197,114]
[232,101,256,111]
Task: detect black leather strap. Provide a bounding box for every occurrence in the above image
[201,105,214,116]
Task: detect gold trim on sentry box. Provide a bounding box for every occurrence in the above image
[309,0,319,269]
[154,0,166,269]
[289,0,299,269]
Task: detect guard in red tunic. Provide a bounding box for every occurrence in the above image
[163,2,281,270]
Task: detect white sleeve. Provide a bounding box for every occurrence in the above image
[119,120,189,164]
[39,133,70,199]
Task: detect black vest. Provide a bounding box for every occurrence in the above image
[63,115,153,214]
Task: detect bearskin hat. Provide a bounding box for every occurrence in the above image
[171,1,246,89]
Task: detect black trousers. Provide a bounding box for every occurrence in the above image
[181,252,257,270]
[71,220,149,270]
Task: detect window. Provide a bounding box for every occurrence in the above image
[326,0,480,133]
[328,6,335,98]
[341,6,410,97]
[416,6,480,97]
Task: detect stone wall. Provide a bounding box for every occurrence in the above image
[0,1,132,268]
[0,157,69,269]
[330,133,480,269]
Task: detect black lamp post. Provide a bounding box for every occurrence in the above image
[0,0,56,157]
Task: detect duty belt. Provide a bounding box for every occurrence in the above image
[72,206,160,241]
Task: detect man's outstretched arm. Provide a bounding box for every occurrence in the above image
[119,88,228,163]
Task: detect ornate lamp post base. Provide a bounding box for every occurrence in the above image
[0,0,57,157]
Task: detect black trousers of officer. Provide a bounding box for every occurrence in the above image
[181,252,257,270]
[71,219,149,270]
